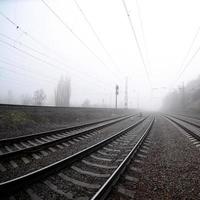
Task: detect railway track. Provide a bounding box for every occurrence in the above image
[0,116,154,199]
[91,117,154,200]
[163,114,200,145]
[0,115,132,160]
[170,113,200,121]
[164,114,200,129]
[0,114,139,179]
[0,114,130,143]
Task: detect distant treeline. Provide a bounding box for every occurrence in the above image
[162,75,200,113]
[0,75,101,108]
[0,76,71,107]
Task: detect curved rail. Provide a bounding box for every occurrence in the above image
[91,117,154,200]
[0,116,149,197]
[0,115,135,160]
[171,113,200,120]
[165,114,200,129]
[163,115,200,141]
[0,117,147,196]
[0,114,131,144]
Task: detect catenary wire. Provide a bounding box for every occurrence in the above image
[73,0,124,78]
[0,11,116,90]
[0,38,113,91]
[135,0,151,76]
[171,26,200,85]
[174,43,200,84]
[40,0,119,83]
[0,65,113,97]
[0,32,112,88]
[121,0,152,88]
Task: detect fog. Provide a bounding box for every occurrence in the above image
[1,0,200,110]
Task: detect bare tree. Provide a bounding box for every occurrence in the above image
[33,89,46,106]
[55,76,71,107]
[162,75,200,112]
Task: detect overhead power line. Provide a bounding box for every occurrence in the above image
[0,38,112,90]
[0,57,113,96]
[0,33,111,87]
[0,58,57,84]
[0,39,67,72]
[0,65,56,86]
[172,27,200,85]
[40,0,118,82]
[0,70,111,97]
[73,0,123,77]
[0,10,63,58]
[135,0,151,75]
[0,11,115,88]
[0,72,46,90]
[121,0,152,88]
[175,43,200,83]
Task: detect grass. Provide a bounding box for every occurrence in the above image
[0,111,35,130]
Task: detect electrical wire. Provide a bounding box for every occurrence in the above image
[0,58,58,84]
[135,0,151,75]
[175,44,200,83]
[73,0,124,78]
[0,33,112,88]
[0,38,113,90]
[0,61,113,97]
[121,0,152,88]
[0,67,51,88]
[172,27,200,85]
[0,10,62,58]
[40,0,118,83]
[0,11,115,89]
[0,9,118,104]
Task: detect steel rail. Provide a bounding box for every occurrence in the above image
[0,114,131,144]
[0,116,148,197]
[0,115,134,160]
[163,115,200,141]
[164,114,200,129]
[172,113,200,121]
[90,117,154,200]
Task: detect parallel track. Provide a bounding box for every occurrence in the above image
[0,114,129,144]
[91,117,154,200]
[171,113,200,121]
[0,115,133,161]
[0,116,152,198]
[163,114,200,141]
[164,114,200,129]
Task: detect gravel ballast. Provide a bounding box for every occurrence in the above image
[8,116,152,200]
[132,116,200,199]
[0,115,146,182]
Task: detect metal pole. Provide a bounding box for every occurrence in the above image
[115,85,119,109]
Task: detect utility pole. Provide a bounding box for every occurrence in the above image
[115,84,119,109]
[124,77,128,108]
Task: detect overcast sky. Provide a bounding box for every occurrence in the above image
[0,0,200,110]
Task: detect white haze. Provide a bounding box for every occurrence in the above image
[0,0,200,110]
